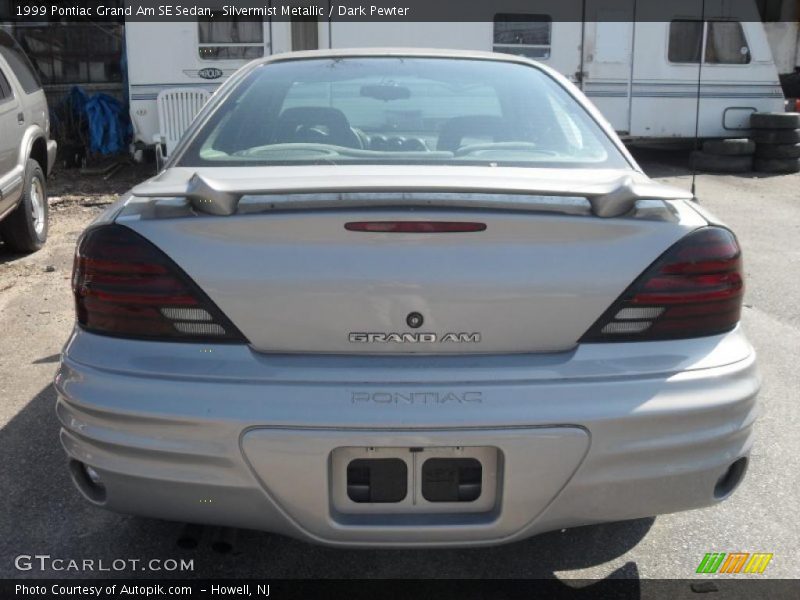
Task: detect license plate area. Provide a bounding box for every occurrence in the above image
[422,457,482,502]
[331,446,498,515]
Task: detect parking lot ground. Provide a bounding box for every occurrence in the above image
[0,152,798,583]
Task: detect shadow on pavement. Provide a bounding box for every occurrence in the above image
[0,383,653,584]
[0,246,31,266]
[31,354,60,364]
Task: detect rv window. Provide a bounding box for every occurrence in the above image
[668,21,703,63]
[668,20,750,65]
[493,14,552,59]
[198,15,264,60]
[706,22,750,64]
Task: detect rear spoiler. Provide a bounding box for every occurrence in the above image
[130,173,688,218]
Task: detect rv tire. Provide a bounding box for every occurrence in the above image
[752,129,800,144]
[753,157,800,174]
[702,139,755,156]
[755,143,800,159]
[750,112,800,130]
[690,151,753,173]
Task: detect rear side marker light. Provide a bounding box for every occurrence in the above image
[581,227,743,342]
[345,221,486,233]
[72,224,246,342]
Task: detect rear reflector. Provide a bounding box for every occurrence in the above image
[72,224,246,342]
[345,221,486,233]
[580,227,743,342]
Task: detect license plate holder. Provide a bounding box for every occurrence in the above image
[331,446,498,514]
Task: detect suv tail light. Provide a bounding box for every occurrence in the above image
[580,227,743,342]
[72,224,246,342]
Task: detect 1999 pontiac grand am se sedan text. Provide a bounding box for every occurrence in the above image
[55,49,759,548]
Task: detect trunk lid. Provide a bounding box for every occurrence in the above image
[118,166,701,354]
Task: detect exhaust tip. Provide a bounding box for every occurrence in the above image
[714,457,748,500]
[68,460,107,504]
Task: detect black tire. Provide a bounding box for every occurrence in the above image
[753,157,800,174]
[0,159,48,253]
[690,150,753,173]
[750,112,800,130]
[752,128,800,144]
[755,143,800,159]
[701,138,755,156]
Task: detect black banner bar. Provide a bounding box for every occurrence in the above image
[1,0,792,23]
[4,579,800,600]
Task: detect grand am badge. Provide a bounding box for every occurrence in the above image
[348,332,481,344]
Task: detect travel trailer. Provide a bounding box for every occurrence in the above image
[125,0,786,152]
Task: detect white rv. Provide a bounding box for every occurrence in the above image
[125,0,785,151]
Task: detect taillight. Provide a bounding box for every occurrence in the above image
[72,224,246,342]
[580,227,743,342]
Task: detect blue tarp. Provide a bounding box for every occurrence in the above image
[84,92,128,155]
[61,86,129,155]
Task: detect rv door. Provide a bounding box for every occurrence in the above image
[580,0,636,135]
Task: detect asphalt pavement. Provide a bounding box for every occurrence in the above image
[0,150,797,586]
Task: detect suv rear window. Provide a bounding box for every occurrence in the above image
[0,30,42,94]
[0,67,12,101]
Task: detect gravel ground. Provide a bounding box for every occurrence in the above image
[0,152,797,587]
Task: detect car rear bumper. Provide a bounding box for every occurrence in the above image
[55,327,759,547]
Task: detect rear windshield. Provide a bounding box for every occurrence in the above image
[178,57,629,169]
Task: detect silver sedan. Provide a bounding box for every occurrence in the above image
[56,49,758,547]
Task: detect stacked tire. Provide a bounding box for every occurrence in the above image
[751,112,800,174]
[691,138,755,173]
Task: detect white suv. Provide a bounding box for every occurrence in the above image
[0,29,56,253]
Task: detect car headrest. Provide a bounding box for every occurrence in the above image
[274,107,362,148]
